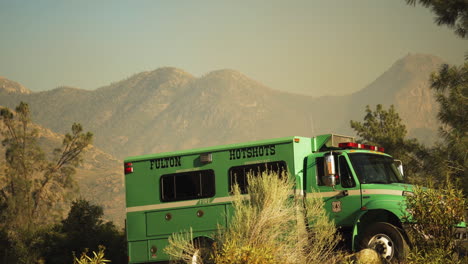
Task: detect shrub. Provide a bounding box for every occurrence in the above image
[165,170,344,263]
[302,193,342,263]
[212,171,302,264]
[164,228,201,264]
[403,181,467,263]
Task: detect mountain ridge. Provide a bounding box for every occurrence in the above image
[348,53,444,140]
[0,76,31,94]
[0,53,444,155]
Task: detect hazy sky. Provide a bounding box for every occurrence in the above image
[0,0,466,96]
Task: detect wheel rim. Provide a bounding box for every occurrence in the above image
[191,249,201,264]
[192,247,212,264]
[368,233,394,260]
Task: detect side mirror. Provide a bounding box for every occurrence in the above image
[394,160,404,177]
[323,152,336,187]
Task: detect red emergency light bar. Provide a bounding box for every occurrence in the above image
[124,162,133,174]
[338,142,384,152]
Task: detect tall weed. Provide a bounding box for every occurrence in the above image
[73,245,110,264]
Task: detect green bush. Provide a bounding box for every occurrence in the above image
[403,181,466,263]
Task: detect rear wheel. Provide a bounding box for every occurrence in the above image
[191,238,214,264]
[359,222,408,262]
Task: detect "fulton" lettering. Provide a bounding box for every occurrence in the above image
[150,156,182,169]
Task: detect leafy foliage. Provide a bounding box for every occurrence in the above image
[403,182,467,263]
[406,0,468,39]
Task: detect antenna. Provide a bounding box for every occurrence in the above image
[309,115,315,136]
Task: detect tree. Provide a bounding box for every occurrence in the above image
[405,1,468,192]
[0,102,45,232]
[406,0,468,39]
[40,199,127,264]
[0,102,93,263]
[350,104,423,178]
[429,62,468,193]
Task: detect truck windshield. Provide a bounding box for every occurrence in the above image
[348,153,404,184]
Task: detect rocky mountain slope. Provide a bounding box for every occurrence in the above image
[0,53,445,159]
[0,76,31,94]
[347,54,442,142]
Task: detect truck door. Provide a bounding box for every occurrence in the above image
[309,154,362,227]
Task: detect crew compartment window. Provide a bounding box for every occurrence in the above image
[229,161,287,194]
[160,170,215,202]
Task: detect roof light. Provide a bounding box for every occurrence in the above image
[294,138,300,143]
[362,144,377,151]
[200,153,212,164]
[338,142,359,149]
[338,142,384,152]
[124,162,133,174]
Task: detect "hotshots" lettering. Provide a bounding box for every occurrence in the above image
[229,145,276,160]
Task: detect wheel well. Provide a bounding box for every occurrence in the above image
[353,210,408,251]
[358,209,402,230]
[192,236,214,248]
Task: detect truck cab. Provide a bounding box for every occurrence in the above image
[306,140,411,260]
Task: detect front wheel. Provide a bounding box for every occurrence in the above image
[359,222,408,262]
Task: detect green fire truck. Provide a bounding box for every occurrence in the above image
[124,134,413,263]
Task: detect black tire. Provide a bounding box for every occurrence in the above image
[191,238,214,264]
[359,222,408,262]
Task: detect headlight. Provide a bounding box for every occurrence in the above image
[402,191,414,196]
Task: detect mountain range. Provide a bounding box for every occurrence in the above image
[0,53,445,224]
